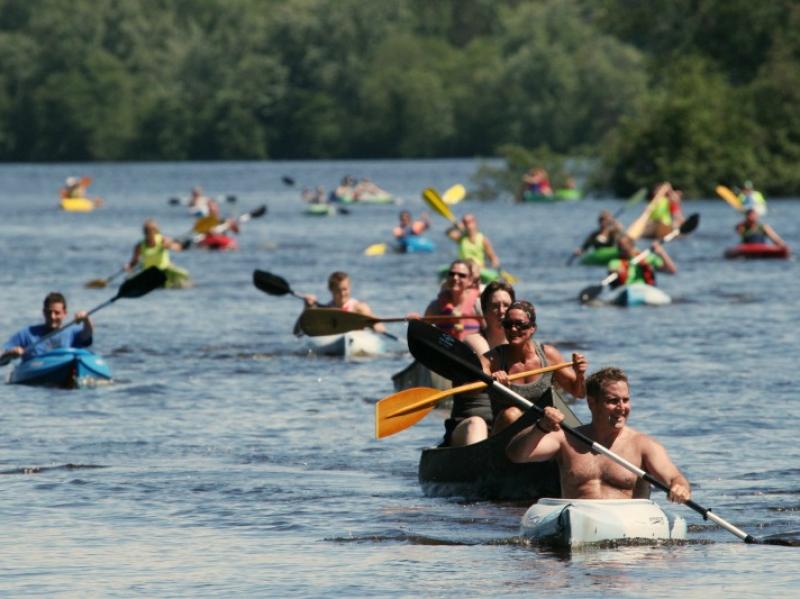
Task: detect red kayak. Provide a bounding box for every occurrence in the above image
[724,243,790,260]
[197,234,239,251]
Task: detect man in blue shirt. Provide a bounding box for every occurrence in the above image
[1,292,93,362]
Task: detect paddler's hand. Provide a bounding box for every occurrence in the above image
[571,352,587,379]
[303,294,317,308]
[3,346,24,358]
[491,370,510,386]
[405,312,421,320]
[668,481,691,504]
[74,310,89,323]
[539,406,564,432]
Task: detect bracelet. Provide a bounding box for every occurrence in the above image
[535,420,548,434]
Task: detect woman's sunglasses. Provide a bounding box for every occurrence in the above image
[502,319,533,330]
[447,271,469,279]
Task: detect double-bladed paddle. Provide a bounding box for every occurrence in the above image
[715,185,744,211]
[252,270,400,339]
[182,204,267,249]
[626,183,672,240]
[0,267,166,367]
[404,319,764,545]
[168,194,237,206]
[422,187,518,284]
[375,360,575,438]
[578,213,700,303]
[297,308,484,337]
[85,266,127,289]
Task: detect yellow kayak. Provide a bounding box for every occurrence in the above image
[60,197,96,212]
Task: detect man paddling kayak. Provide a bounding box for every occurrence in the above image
[735,208,786,247]
[507,367,691,503]
[485,300,587,435]
[127,219,191,289]
[572,210,622,259]
[1,292,93,363]
[607,235,677,288]
[303,272,385,333]
[446,213,501,271]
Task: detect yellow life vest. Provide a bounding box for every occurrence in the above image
[139,233,171,270]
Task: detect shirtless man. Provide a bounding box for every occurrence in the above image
[506,367,690,502]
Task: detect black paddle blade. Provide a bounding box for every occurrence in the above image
[252,270,292,296]
[226,195,237,203]
[250,205,267,218]
[168,197,181,205]
[578,285,604,304]
[116,267,167,298]
[407,320,486,384]
[281,176,295,186]
[680,213,700,235]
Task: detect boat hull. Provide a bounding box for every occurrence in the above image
[724,243,790,259]
[521,498,687,547]
[8,349,112,388]
[391,360,452,392]
[579,246,619,266]
[60,198,95,212]
[305,330,386,358]
[418,389,581,501]
[399,236,436,254]
[611,283,671,307]
[197,234,238,251]
[304,204,336,216]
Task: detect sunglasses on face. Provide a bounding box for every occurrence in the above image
[502,319,532,331]
[448,271,469,279]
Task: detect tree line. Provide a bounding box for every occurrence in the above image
[0,0,798,195]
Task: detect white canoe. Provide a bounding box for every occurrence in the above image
[611,283,671,307]
[305,330,386,358]
[521,498,687,548]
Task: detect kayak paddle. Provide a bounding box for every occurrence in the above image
[404,319,760,545]
[252,269,308,300]
[626,182,671,240]
[423,187,518,283]
[715,185,744,211]
[182,204,267,249]
[297,308,484,337]
[442,184,467,205]
[375,361,574,438]
[578,213,700,303]
[85,266,127,289]
[0,267,166,367]
[364,243,388,256]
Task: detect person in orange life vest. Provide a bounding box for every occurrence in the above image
[393,210,430,241]
[607,235,677,288]
[735,208,786,247]
[302,271,385,333]
[411,259,482,342]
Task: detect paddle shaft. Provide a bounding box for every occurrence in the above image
[387,362,574,419]
[411,329,755,543]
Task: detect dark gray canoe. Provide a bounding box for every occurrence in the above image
[418,388,582,501]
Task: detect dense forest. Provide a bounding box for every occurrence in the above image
[1,0,798,194]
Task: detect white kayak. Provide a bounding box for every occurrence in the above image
[521,498,687,548]
[611,283,671,307]
[304,330,387,358]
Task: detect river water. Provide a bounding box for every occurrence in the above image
[1,160,798,596]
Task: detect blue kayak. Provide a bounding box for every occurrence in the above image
[8,348,112,388]
[611,283,671,307]
[398,236,436,254]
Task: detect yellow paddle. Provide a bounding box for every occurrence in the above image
[715,185,743,211]
[626,182,671,240]
[375,361,574,438]
[442,184,466,205]
[423,187,519,284]
[364,243,388,256]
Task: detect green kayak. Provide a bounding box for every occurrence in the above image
[579,246,619,266]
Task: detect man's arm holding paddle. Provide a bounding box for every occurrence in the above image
[641,436,691,503]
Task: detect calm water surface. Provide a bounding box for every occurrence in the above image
[1,160,799,596]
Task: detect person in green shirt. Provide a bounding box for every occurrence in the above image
[446,213,501,270]
[607,235,677,287]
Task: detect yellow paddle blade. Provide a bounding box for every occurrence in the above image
[626,182,670,240]
[422,188,457,224]
[500,270,518,284]
[375,387,442,439]
[85,279,108,289]
[716,185,743,211]
[364,243,387,256]
[442,184,466,205]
